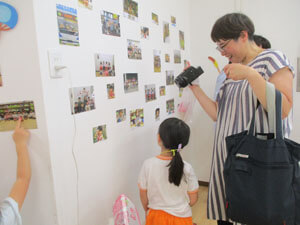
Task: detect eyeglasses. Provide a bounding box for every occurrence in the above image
[216,39,232,52]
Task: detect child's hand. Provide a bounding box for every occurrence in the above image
[13,117,30,147]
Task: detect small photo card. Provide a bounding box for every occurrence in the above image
[107,83,115,99]
[93,125,107,143]
[124,73,138,93]
[116,109,126,123]
[130,108,144,127]
[127,39,142,60]
[69,86,95,114]
[95,53,115,77]
[166,99,175,114]
[145,84,156,102]
[101,10,121,37]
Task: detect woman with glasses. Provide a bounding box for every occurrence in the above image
[190,13,294,225]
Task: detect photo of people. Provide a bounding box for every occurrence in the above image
[163,22,170,43]
[0,72,2,87]
[123,73,138,93]
[141,26,149,39]
[116,109,126,123]
[171,16,176,27]
[0,101,37,132]
[166,70,175,85]
[179,30,185,50]
[184,59,190,68]
[145,84,156,102]
[166,99,175,115]
[165,54,170,63]
[101,10,121,37]
[92,125,107,143]
[152,12,158,25]
[174,50,181,64]
[95,53,115,77]
[159,86,166,96]
[153,50,161,72]
[78,0,92,10]
[123,0,138,22]
[69,86,95,114]
[130,109,144,127]
[56,4,79,46]
[107,83,115,99]
[127,39,142,60]
[155,108,160,121]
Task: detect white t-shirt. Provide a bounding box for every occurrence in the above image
[138,155,199,217]
[0,197,22,225]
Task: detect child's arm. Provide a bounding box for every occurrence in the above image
[139,190,149,212]
[9,118,31,210]
[188,192,198,207]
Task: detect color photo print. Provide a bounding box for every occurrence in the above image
[78,0,92,10]
[141,26,149,39]
[159,86,166,96]
[95,53,115,77]
[174,50,181,64]
[163,21,170,43]
[179,31,185,50]
[92,125,107,143]
[127,39,142,60]
[69,86,95,114]
[171,16,176,27]
[116,109,126,123]
[123,73,138,93]
[0,71,3,87]
[166,70,175,85]
[101,10,121,37]
[144,84,156,102]
[152,12,158,25]
[153,50,161,72]
[56,4,79,46]
[155,108,160,121]
[0,101,37,132]
[165,54,170,63]
[130,109,144,127]
[166,99,175,114]
[107,83,115,99]
[123,0,138,22]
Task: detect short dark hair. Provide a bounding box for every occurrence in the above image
[253,35,271,49]
[159,117,190,186]
[211,13,255,42]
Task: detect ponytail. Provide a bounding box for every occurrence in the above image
[167,150,184,186]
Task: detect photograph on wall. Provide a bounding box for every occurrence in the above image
[297,57,300,92]
[124,73,138,93]
[116,109,126,123]
[95,53,115,77]
[152,13,158,25]
[92,125,107,143]
[163,22,170,43]
[78,0,92,10]
[159,86,166,96]
[153,50,161,72]
[56,4,79,46]
[179,31,185,50]
[130,108,144,127]
[101,10,121,37]
[69,86,95,114]
[155,108,160,121]
[0,71,2,87]
[174,50,181,64]
[127,39,142,60]
[184,59,190,68]
[166,70,175,85]
[145,84,156,102]
[165,54,170,63]
[0,101,37,132]
[141,26,149,39]
[166,99,175,115]
[171,16,176,27]
[123,0,138,22]
[107,83,115,99]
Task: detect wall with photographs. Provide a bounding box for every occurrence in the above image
[32,0,192,224]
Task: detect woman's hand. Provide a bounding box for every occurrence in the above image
[224,63,256,81]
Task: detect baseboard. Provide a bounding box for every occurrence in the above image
[198,180,209,186]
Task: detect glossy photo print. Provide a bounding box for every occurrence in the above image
[166,70,174,85]
[153,50,161,72]
[123,73,138,93]
[179,31,185,50]
[101,10,121,37]
[141,26,149,39]
[0,101,37,131]
[107,83,115,99]
[56,4,79,46]
[123,0,138,22]
[130,109,144,127]
[116,109,126,123]
[93,125,107,143]
[95,53,115,77]
[159,86,166,96]
[166,99,175,115]
[165,54,170,63]
[163,21,170,43]
[78,0,92,10]
[152,12,158,25]
[145,84,156,102]
[171,16,176,27]
[127,39,142,60]
[155,108,160,121]
[174,50,181,64]
[69,86,95,114]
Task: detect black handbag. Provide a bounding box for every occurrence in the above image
[224,87,300,225]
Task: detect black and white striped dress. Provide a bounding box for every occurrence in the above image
[207,49,294,223]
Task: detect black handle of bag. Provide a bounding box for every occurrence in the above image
[248,89,283,139]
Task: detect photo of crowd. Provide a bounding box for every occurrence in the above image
[101,10,121,37]
[163,21,170,43]
[159,86,166,96]
[174,50,181,63]
[130,109,144,127]
[127,39,142,60]
[107,83,115,99]
[179,31,185,50]
[141,26,149,39]
[153,50,161,72]
[69,86,95,114]
[166,70,175,85]
[0,101,37,131]
[145,84,156,102]
[116,109,126,123]
[166,99,175,115]
[124,73,138,93]
[95,53,115,77]
[152,12,158,25]
[165,54,170,63]
[78,0,92,10]
[92,125,107,143]
[56,4,79,46]
[123,0,138,21]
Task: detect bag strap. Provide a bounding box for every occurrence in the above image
[275,89,283,139]
[266,82,276,134]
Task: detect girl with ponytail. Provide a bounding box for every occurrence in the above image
[138,117,199,225]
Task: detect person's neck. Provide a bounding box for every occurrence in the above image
[241,43,264,65]
[160,147,172,157]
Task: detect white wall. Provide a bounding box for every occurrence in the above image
[188,0,300,181]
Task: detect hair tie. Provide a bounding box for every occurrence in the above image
[170,149,176,156]
[177,143,182,153]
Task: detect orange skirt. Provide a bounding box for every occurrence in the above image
[146,209,193,225]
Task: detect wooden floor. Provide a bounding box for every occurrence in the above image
[192,186,217,225]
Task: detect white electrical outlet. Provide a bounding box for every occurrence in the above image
[48,49,66,78]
